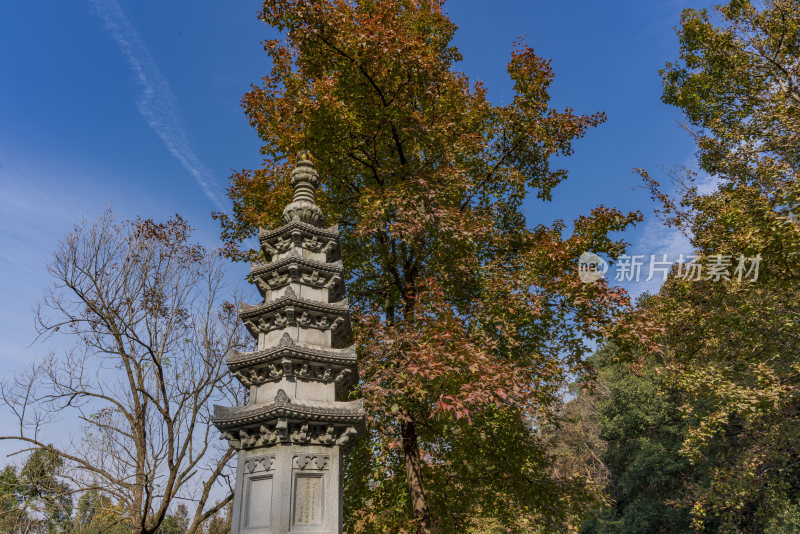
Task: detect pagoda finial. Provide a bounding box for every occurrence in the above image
[297,148,313,163]
[282,148,323,226]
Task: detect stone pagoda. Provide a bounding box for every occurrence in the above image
[213,151,364,534]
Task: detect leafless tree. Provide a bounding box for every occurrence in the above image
[0,209,246,534]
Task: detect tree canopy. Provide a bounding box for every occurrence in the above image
[215,0,643,531]
[636,0,800,529]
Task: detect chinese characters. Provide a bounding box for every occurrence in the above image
[579,253,762,283]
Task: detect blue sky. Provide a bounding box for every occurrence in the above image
[0,0,713,443]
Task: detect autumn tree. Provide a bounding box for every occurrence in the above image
[0,210,246,534]
[639,0,800,529]
[215,1,642,531]
[540,371,611,530]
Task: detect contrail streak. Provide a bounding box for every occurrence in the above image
[89,0,225,210]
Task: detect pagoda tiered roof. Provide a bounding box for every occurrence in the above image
[213,150,362,460]
[249,251,345,300]
[239,288,348,318]
[228,333,357,370]
[258,221,339,241]
[238,287,351,342]
[258,221,341,261]
[226,332,358,392]
[212,391,364,428]
[250,253,343,279]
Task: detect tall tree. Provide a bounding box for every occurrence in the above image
[0,464,24,533]
[640,0,800,530]
[580,342,696,534]
[0,210,246,534]
[215,1,643,530]
[73,489,128,534]
[0,448,73,534]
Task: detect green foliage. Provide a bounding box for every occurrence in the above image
[0,464,26,533]
[158,504,189,534]
[639,0,800,529]
[347,405,601,533]
[71,490,194,534]
[761,485,800,534]
[72,489,129,534]
[580,343,694,534]
[0,448,73,534]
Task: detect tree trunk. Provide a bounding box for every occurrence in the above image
[400,413,432,534]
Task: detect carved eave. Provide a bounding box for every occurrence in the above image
[250,253,345,300]
[212,392,365,429]
[217,419,363,452]
[239,291,351,344]
[228,335,357,369]
[239,287,349,316]
[212,390,364,451]
[227,335,358,392]
[258,222,340,262]
[231,364,357,395]
[259,221,339,242]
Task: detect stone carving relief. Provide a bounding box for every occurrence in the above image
[291,424,311,444]
[221,423,360,451]
[244,455,275,474]
[232,360,353,387]
[293,454,329,470]
[243,308,347,338]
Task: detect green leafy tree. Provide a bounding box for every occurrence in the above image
[216,0,644,531]
[73,489,129,534]
[20,449,73,534]
[0,463,27,532]
[0,449,73,534]
[158,504,189,534]
[580,343,695,534]
[639,0,800,529]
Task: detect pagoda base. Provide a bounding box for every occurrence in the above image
[231,444,343,534]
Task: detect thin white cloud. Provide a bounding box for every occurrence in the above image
[630,221,692,297]
[89,0,225,210]
[627,159,721,297]
[695,171,721,196]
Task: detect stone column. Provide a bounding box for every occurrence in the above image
[213,151,364,534]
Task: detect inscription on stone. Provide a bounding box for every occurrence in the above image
[293,475,323,525]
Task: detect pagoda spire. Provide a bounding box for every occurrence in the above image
[282,149,323,227]
[214,151,363,534]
